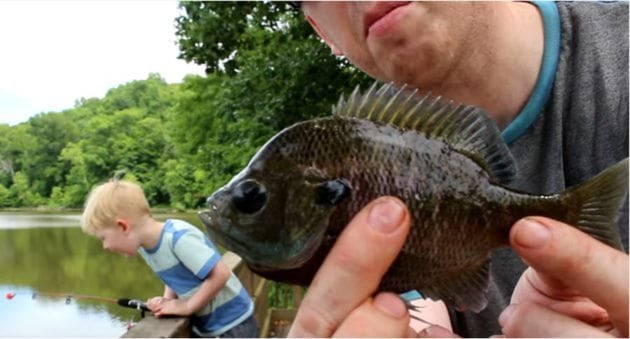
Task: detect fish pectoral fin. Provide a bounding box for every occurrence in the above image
[315,179,351,206]
[423,258,491,314]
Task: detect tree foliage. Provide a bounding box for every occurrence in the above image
[0,2,372,210]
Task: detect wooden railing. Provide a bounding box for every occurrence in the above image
[122,251,294,338]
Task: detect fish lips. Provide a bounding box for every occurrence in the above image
[199,209,311,273]
[201,186,235,229]
[198,209,236,246]
[198,208,220,233]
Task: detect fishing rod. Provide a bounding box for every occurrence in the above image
[5,291,150,313]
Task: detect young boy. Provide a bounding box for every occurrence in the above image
[80,179,258,337]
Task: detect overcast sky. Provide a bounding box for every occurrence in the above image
[0,1,205,125]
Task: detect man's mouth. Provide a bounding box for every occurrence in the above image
[364,1,412,38]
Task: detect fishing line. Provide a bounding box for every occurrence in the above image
[5,290,149,312]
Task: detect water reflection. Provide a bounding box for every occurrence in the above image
[0,285,133,337]
[0,212,81,229]
[0,211,201,337]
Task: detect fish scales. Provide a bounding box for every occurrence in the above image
[259,117,520,270]
[200,83,628,312]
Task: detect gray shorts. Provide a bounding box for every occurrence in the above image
[217,314,259,338]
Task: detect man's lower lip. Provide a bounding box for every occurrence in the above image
[367,4,410,39]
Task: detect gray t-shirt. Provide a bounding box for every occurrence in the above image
[451,2,629,337]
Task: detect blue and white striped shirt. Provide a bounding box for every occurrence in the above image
[138,219,254,336]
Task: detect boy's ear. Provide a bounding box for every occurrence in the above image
[305,15,343,56]
[116,218,130,233]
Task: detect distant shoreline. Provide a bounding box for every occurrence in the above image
[0,207,198,214]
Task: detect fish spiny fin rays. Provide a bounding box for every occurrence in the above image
[334,82,517,184]
[422,258,491,313]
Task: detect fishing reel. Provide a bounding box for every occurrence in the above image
[118,298,150,318]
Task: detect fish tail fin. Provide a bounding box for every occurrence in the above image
[562,158,628,250]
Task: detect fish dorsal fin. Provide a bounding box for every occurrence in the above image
[334,82,517,184]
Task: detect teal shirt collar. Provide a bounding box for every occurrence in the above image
[501,1,561,144]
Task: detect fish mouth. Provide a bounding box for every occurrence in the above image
[199,209,257,257]
[198,209,219,231]
[198,209,227,240]
[199,209,325,271]
[364,1,412,38]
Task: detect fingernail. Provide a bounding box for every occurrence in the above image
[498,304,517,328]
[417,327,431,337]
[367,198,405,234]
[373,293,407,318]
[513,218,550,249]
[418,325,458,338]
[417,326,436,338]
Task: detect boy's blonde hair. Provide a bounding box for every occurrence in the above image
[81,180,151,235]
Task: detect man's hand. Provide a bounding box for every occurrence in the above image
[288,201,629,338]
[288,197,416,337]
[500,217,629,337]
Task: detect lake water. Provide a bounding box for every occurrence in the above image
[0,211,200,337]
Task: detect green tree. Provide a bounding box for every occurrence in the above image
[175,2,294,75]
[0,2,375,211]
[171,1,372,198]
[175,2,371,132]
[58,141,92,206]
[162,158,210,209]
[0,124,37,186]
[9,171,43,206]
[21,112,80,197]
[0,183,10,207]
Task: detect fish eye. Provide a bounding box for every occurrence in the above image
[232,179,268,214]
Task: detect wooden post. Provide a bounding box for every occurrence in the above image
[292,285,304,308]
[253,276,269,327]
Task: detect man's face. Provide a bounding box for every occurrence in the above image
[302,1,482,90]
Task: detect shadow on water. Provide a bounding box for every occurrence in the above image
[0,211,202,337]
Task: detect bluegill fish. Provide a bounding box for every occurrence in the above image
[199,83,628,312]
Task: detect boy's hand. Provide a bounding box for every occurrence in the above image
[146,296,169,311]
[147,296,191,317]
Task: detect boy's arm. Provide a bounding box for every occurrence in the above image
[164,285,177,299]
[151,260,231,317]
[183,260,231,314]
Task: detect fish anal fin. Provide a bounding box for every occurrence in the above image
[422,258,492,313]
[333,82,517,185]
